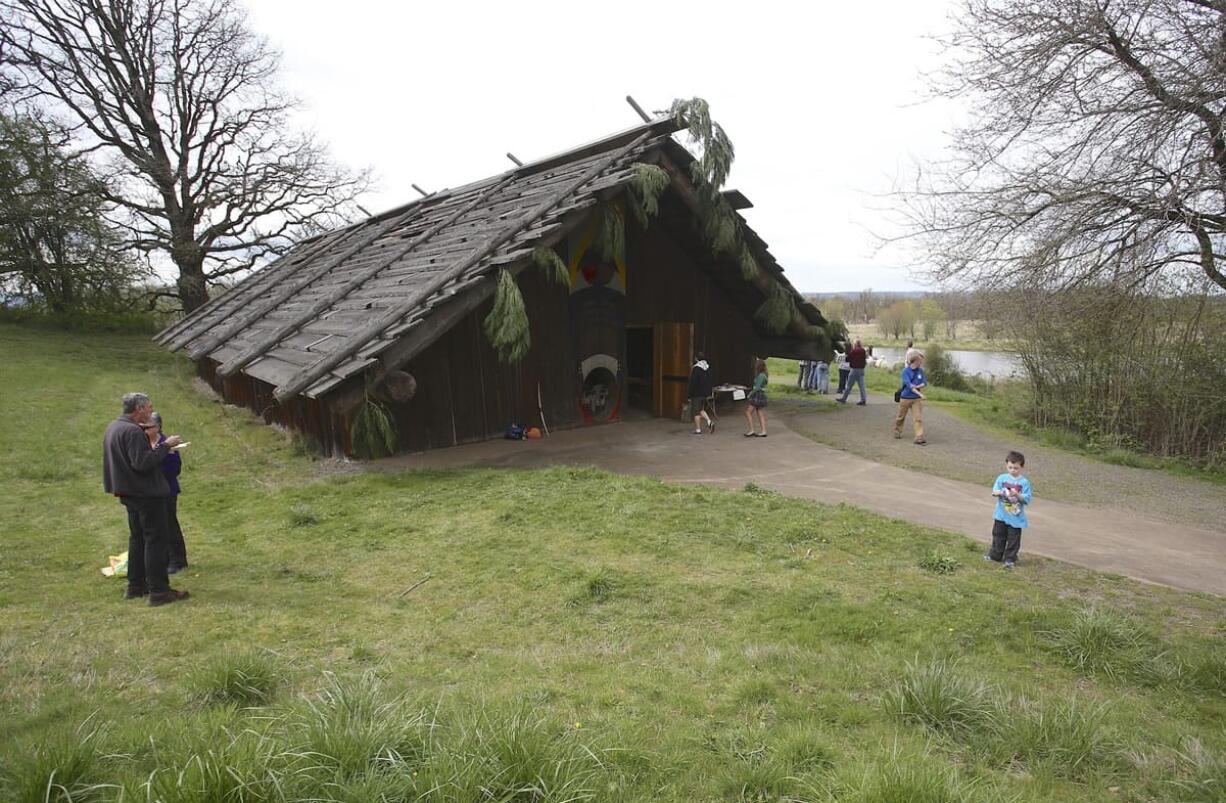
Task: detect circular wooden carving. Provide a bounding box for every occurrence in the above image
[381,370,417,403]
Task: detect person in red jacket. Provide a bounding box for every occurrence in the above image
[835,339,868,405]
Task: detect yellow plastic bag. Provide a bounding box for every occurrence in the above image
[100,551,128,578]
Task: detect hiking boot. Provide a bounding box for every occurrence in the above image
[148,589,190,607]
[124,585,148,599]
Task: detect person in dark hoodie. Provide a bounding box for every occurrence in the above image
[687,351,715,435]
[145,411,187,574]
[102,392,189,607]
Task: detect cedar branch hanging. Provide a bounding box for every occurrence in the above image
[629,163,670,228]
[484,267,531,363]
[350,396,397,458]
[533,246,570,286]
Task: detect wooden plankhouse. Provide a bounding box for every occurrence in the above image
[158,111,839,456]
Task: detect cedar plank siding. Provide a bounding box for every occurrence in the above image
[381,212,760,452]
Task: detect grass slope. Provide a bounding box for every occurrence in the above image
[0,323,1223,803]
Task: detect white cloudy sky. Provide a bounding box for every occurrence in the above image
[244,0,962,293]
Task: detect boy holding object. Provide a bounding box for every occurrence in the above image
[986,451,1033,569]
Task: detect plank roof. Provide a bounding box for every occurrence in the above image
[158,117,818,403]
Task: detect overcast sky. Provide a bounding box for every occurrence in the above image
[244,0,962,294]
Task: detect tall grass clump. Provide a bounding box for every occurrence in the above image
[293,672,433,779]
[1,727,112,803]
[1167,738,1226,803]
[883,659,994,736]
[1044,607,1143,679]
[188,651,283,707]
[988,697,1117,780]
[833,751,990,803]
[414,707,607,802]
[145,726,299,803]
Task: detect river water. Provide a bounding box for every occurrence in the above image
[868,347,1022,380]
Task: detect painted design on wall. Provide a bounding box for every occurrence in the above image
[568,210,627,423]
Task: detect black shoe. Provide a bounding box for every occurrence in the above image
[835,398,847,404]
[856,401,866,406]
[124,585,148,599]
[148,588,190,607]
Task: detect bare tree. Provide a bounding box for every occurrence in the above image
[906,0,1226,293]
[0,0,371,311]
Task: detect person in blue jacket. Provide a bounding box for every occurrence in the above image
[985,450,1033,569]
[893,352,927,444]
[146,412,188,573]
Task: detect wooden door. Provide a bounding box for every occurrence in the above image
[653,322,693,418]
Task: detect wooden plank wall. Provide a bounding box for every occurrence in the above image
[389,264,580,452]
[628,222,760,388]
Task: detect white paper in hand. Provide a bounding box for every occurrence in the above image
[171,442,190,450]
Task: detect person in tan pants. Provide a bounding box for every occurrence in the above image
[894,352,928,444]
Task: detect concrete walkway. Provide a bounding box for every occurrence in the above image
[378,414,1225,596]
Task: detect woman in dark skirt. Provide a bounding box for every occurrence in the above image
[146,412,188,573]
[743,358,769,437]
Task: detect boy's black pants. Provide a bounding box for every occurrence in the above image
[989,520,1022,563]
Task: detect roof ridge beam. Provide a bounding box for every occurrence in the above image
[272,129,655,403]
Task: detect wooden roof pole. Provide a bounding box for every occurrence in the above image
[272,130,655,403]
[192,205,425,364]
[217,177,515,378]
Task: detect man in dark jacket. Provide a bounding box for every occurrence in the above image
[836,339,869,405]
[687,352,715,435]
[102,392,188,606]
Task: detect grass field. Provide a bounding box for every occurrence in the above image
[1,323,1224,803]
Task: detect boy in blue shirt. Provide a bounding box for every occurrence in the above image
[985,450,1032,569]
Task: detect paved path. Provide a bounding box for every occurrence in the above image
[378,414,1225,596]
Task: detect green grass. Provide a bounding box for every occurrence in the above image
[1,322,1224,802]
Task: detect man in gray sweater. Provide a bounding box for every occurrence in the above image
[102,392,188,606]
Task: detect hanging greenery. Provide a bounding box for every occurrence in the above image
[755,282,797,333]
[628,162,670,228]
[350,397,397,458]
[668,98,735,190]
[737,244,759,282]
[484,267,531,363]
[668,97,818,337]
[595,201,626,264]
[533,246,570,286]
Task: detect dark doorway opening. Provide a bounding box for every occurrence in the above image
[625,325,653,412]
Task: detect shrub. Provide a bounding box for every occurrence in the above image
[924,345,974,393]
[288,502,320,527]
[188,651,283,707]
[917,550,961,575]
[883,659,994,736]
